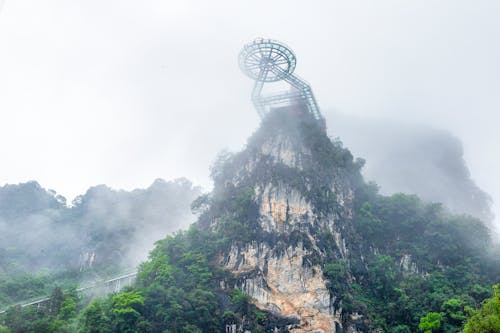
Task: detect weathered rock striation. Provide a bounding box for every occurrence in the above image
[199,109,368,332]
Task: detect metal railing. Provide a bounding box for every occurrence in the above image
[0,271,137,314]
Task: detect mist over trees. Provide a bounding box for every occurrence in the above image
[2,110,497,333]
[0,178,200,307]
[0,110,498,332]
[328,112,494,225]
[69,178,201,269]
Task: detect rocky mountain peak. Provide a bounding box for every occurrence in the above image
[190,107,495,333]
[198,108,367,332]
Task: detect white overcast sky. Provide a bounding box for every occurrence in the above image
[0,1,499,228]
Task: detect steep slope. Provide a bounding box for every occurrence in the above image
[2,109,498,333]
[194,108,497,332]
[195,109,367,332]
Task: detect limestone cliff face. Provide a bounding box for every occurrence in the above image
[203,110,367,332]
[223,242,341,333]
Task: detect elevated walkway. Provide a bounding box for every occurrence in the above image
[0,271,137,314]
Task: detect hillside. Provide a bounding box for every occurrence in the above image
[328,113,494,225]
[190,109,499,332]
[0,179,199,308]
[1,109,499,333]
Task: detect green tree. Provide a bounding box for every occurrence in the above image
[182,324,202,333]
[462,284,500,333]
[419,312,442,333]
[109,291,145,333]
[78,300,111,333]
[58,293,78,320]
[441,298,466,326]
[390,325,411,333]
[324,261,349,295]
[49,287,65,317]
[230,289,250,314]
[0,326,11,333]
[29,317,52,333]
[368,255,397,300]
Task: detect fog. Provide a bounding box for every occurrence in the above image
[0,1,499,231]
[329,113,494,226]
[0,179,199,280]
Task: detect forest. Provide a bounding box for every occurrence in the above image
[1,111,498,332]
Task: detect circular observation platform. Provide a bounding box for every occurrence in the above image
[238,38,297,82]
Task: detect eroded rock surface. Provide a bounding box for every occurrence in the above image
[222,242,341,333]
[212,111,364,332]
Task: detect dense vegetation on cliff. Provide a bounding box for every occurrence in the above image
[462,284,500,333]
[1,110,498,332]
[329,113,494,224]
[345,191,499,332]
